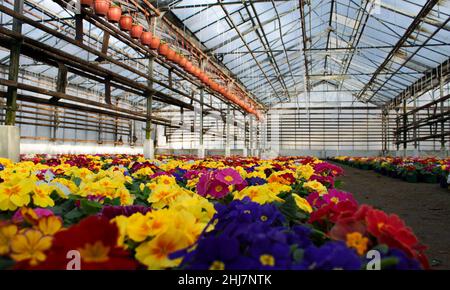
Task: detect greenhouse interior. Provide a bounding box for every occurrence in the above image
[0,0,449,272]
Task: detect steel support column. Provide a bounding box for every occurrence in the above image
[198,88,205,158]
[144,56,155,159]
[225,103,231,157]
[4,0,23,125]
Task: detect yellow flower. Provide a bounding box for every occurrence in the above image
[0,179,33,211]
[132,167,154,179]
[51,178,77,197]
[266,182,292,195]
[0,158,13,168]
[10,229,52,266]
[32,183,55,208]
[37,216,63,236]
[125,212,153,242]
[186,177,199,189]
[155,175,176,186]
[115,187,134,206]
[292,194,313,213]
[147,184,180,209]
[303,180,328,196]
[171,195,216,225]
[234,184,284,204]
[0,224,18,255]
[112,216,128,247]
[135,229,191,270]
[346,232,369,255]
[246,171,266,179]
[296,164,315,180]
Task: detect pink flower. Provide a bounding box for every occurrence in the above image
[323,189,357,206]
[12,208,54,223]
[306,192,326,208]
[215,168,243,185]
[196,171,213,197]
[207,180,229,198]
[310,174,334,187]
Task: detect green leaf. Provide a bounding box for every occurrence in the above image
[110,197,121,206]
[72,177,82,187]
[380,257,400,269]
[64,207,84,223]
[292,248,304,263]
[0,257,15,270]
[276,194,307,224]
[334,180,343,189]
[80,199,103,215]
[50,199,75,216]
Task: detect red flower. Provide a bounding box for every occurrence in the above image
[365,209,429,269]
[279,172,296,184]
[309,200,359,225]
[28,216,138,270]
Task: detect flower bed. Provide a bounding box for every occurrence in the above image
[0,154,429,270]
[331,156,450,188]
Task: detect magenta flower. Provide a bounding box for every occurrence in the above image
[235,179,248,191]
[215,168,244,185]
[196,171,213,197]
[207,180,229,198]
[313,162,343,177]
[310,174,334,187]
[12,208,54,223]
[323,189,357,206]
[306,192,326,209]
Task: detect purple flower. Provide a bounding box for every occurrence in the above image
[246,177,267,186]
[247,228,292,269]
[171,168,187,183]
[365,248,421,270]
[295,241,362,270]
[179,236,256,270]
[213,198,285,242]
[215,168,244,185]
[99,205,151,219]
[286,225,313,249]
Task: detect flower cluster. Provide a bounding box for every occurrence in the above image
[332,156,450,187]
[0,154,429,270]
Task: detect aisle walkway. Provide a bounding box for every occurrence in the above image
[329,161,450,269]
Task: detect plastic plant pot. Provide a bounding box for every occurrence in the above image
[119,14,132,31]
[107,4,122,23]
[140,31,153,46]
[178,55,187,67]
[130,24,144,39]
[94,0,110,16]
[166,48,176,62]
[149,36,161,50]
[158,42,170,57]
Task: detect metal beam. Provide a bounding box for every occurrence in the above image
[357,0,439,102]
[218,0,283,101]
[4,0,23,125]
